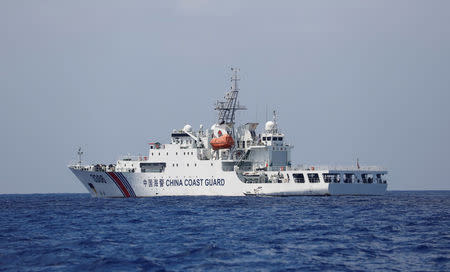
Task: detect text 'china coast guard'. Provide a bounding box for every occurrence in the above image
[69,68,388,197]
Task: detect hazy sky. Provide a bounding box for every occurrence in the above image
[1,0,449,193]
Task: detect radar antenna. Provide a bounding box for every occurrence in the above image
[215,67,247,126]
[77,147,83,166]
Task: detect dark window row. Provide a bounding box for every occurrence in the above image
[292,173,320,183]
[151,151,194,156]
[291,173,386,184]
[262,136,284,141]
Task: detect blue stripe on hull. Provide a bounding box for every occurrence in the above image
[117,172,137,197]
[106,172,126,197]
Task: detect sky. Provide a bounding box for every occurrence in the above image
[0,0,449,193]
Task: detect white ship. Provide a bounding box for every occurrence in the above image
[69,69,388,197]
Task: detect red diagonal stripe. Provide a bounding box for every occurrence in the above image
[109,172,131,197]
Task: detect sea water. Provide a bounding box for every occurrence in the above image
[0,191,449,271]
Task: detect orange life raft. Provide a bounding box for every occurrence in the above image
[210,134,235,150]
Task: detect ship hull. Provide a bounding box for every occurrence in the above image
[69,168,387,198]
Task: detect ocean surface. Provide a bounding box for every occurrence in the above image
[0,192,449,272]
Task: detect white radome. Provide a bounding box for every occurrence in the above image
[265,121,275,131]
[183,124,192,133]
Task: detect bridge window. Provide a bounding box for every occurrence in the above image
[307,173,320,183]
[262,137,267,141]
[140,162,166,173]
[293,173,305,183]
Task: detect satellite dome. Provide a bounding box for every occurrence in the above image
[183,124,192,133]
[265,121,275,131]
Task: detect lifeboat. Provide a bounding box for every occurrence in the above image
[210,134,235,150]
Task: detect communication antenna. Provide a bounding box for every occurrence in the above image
[77,147,83,166]
[272,110,279,133]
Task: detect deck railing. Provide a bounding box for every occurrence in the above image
[288,165,387,171]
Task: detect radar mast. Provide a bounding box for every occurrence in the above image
[215,67,246,126]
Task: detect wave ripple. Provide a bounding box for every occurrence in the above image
[0,191,449,271]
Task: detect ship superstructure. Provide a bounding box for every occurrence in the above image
[69,69,388,197]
